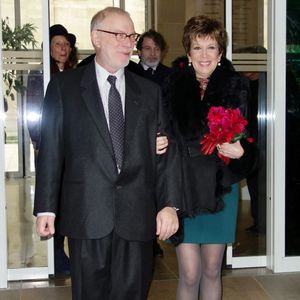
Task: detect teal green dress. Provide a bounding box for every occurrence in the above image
[182,184,239,244]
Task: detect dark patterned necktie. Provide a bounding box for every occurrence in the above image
[107,75,124,170]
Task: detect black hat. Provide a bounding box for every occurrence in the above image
[49,24,76,48]
[67,33,76,48]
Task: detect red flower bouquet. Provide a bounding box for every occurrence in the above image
[200,106,253,165]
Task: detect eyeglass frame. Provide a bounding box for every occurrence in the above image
[96,29,140,42]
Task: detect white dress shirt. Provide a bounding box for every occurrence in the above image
[95,61,126,126]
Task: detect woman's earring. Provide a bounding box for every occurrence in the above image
[218,61,221,66]
[188,61,192,66]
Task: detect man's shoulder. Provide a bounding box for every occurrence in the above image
[125,69,161,101]
[126,60,144,76]
[52,63,94,84]
[156,63,171,78]
[158,63,171,70]
[125,68,159,87]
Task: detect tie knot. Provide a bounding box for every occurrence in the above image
[107,75,117,86]
[146,67,153,75]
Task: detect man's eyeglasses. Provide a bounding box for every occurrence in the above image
[96,29,140,42]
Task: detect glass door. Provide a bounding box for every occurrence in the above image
[272,0,300,272]
[1,0,51,282]
[225,0,268,268]
[285,0,300,258]
[156,0,269,270]
[0,2,7,288]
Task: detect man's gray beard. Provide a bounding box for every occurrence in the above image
[141,57,160,68]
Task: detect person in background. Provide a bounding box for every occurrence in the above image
[136,29,171,86]
[34,7,179,300]
[161,16,257,299]
[237,45,267,234]
[27,24,78,276]
[27,24,78,154]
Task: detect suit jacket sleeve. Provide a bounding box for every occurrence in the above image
[155,88,183,212]
[33,75,64,215]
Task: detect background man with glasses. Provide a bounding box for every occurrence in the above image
[34,6,180,300]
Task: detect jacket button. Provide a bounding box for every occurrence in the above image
[116,185,122,189]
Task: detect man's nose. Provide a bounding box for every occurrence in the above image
[124,38,135,50]
[150,48,160,56]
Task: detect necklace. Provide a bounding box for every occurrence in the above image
[199,78,209,100]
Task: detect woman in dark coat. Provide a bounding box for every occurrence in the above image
[162,16,257,299]
[26,24,78,276]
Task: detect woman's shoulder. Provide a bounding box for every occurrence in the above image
[214,58,248,84]
[210,64,249,98]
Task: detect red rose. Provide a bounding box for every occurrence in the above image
[200,106,253,165]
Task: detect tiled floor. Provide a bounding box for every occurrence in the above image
[1,177,300,299]
[1,242,300,299]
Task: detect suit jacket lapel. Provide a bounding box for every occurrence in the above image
[80,63,117,175]
[123,70,142,163]
[80,66,142,175]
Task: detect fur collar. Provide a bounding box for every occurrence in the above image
[163,58,249,138]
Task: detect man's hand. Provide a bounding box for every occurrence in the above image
[156,133,168,155]
[156,207,179,240]
[36,215,55,237]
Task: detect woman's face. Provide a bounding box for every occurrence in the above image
[50,35,72,66]
[188,35,222,79]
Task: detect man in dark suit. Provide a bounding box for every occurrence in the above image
[136,29,171,86]
[34,7,180,300]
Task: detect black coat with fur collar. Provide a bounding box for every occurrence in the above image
[163,59,258,217]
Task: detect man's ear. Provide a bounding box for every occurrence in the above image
[91,30,101,48]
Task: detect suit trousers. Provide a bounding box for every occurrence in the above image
[68,231,153,300]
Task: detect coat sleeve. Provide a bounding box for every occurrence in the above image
[228,138,259,183]
[33,75,64,215]
[155,87,183,212]
[227,74,259,182]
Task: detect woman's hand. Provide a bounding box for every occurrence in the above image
[156,134,168,155]
[217,140,244,159]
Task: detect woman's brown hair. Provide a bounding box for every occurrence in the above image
[182,15,228,56]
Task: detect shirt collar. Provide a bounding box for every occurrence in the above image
[95,59,125,85]
[140,61,158,71]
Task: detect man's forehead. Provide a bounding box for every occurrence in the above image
[102,13,134,31]
[143,37,158,46]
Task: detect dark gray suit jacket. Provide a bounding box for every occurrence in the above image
[33,62,180,241]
